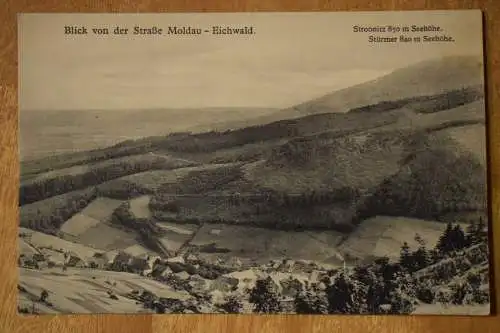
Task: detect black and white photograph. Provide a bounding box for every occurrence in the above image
[18,11,490,315]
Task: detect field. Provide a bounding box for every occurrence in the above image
[19,228,99,261]
[80,197,124,220]
[19,239,40,256]
[189,224,345,264]
[155,221,200,255]
[129,195,152,219]
[18,267,191,314]
[157,228,195,255]
[156,222,198,235]
[442,123,487,165]
[337,216,468,261]
[60,197,124,237]
[60,214,102,237]
[75,223,141,251]
[122,244,153,257]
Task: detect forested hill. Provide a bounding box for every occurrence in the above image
[20,55,487,236]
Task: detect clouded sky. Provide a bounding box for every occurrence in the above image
[19,11,483,110]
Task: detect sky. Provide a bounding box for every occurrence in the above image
[18,11,483,110]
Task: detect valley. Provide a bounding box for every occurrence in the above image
[18,55,490,315]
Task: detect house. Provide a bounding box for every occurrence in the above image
[143,255,162,276]
[32,253,46,262]
[280,277,304,297]
[65,252,85,268]
[129,254,151,274]
[187,274,208,293]
[152,264,173,279]
[88,257,109,269]
[225,257,243,269]
[174,271,190,281]
[109,251,133,271]
[211,276,239,292]
[103,250,120,266]
[41,249,66,267]
[209,229,221,236]
[185,253,199,263]
[166,256,187,273]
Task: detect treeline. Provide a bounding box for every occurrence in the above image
[263,188,360,207]
[97,179,153,200]
[349,86,483,115]
[20,155,188,205]
[400,218,488,275]
[147,102,401,155]
[411,87,483,114]
[20,188,97,234]
[21,144,153,181]
[360,147,486,222]
[111,202,170,256]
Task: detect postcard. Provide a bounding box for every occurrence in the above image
[18,11,490,315]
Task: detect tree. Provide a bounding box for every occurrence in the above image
[39,290,49,303]
[220,294,243,314]
[294,287,328,314]
[437,222,467,254]
[326,272,365,314]
[399,242,413,272]
[249,277,283,313]
[451,224,467,251]
[466,216,488,246]
[294,289,315,314]
[365,275,386,313]
[437,222,454,254]
[388,287,415,314]
[477,217,488,241]
[313,292,329,314]
[412,234,431,271]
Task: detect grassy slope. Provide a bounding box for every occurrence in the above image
[18,267,190,314]
[19,227,100,260]
[281,56,484,117]
[59,197,124,236]
[336,216,469,261]
[189,223,345,264]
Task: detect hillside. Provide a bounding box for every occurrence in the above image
[20,154,198,205]
[280,55,484,117]
[21,107,278,162]
[18,223,490,315]
[18,55,489,316]
[20,56,484,178]
[19,57,488,235]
